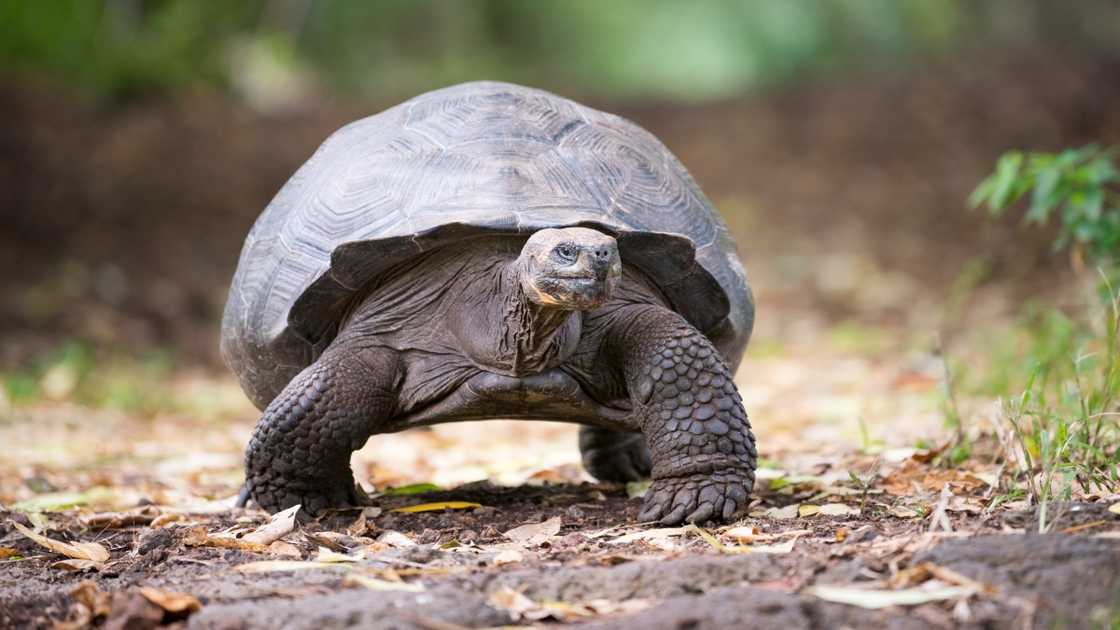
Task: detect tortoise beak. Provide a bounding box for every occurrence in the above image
[545,248,619,308]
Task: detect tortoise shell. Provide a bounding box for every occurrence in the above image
[221,81,753,409]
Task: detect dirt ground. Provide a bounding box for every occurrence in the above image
[3,55,1120,629]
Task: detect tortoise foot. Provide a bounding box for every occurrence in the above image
[637,469,751,525]
[580,427,652,483]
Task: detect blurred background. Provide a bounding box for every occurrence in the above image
[2,0,1119,497]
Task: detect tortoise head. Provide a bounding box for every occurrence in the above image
[517,227,621,310]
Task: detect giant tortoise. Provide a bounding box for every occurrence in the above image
[222,81,756,524]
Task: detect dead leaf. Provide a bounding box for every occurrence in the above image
[0,547,20,559]
[806,582,976,609]
[57,580,112,630]
[492,548,524,565]
[749,538,797,554]
[268,540,302,558]
[391,501,481,513]
[889,562,933,588]
[819,503,860,516]
[966,471,999,487]
[376,530,417,548]
[888,506,920,518]
[150,513,186,528]
[1109,502,1120,516]
[343,573,425,592]
[80,505,161,528]
[10,521,109,563]
[304,530,365,552]
[946,496,983,514]
[315,546,364,562]
[488,587,650,622]
[605,527,687,550]
[242,504,299,545]
[51,559,102,572]
[686,524,749,554]
[183,527,268,553]
[799,504,821,517]
[503,517,562,546]
[104,593,164,629]
[768,504,800,519]
[138,586,202,614]
[722,525,760,542]
[347,507,381,537]
[722,526,811,545]
[489,587,546,622]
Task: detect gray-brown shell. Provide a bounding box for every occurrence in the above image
[222,81,753,410]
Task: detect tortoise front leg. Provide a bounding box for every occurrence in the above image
[243,346,400,516]
[605,304,756,524]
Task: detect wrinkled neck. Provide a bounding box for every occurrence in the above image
[493,260,580,374]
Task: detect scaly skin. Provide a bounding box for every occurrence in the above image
[607,305,757,524]
[244,346,399,515]
[579,426,652,482]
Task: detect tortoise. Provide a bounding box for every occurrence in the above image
[222,81,756,525]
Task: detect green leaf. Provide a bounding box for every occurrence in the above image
[626,480,651,498]
[381,483,441,496]
[989,152,1024,210]
[1082,187,1104,221]
[1027,166,1060,223]
[968,177,996,210]
[11,488,114,513]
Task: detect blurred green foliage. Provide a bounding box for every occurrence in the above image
[2,339,175,415]
[972,146,1120,271]
[2,0,1117,102]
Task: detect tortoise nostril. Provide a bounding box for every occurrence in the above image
[593,248,612,261]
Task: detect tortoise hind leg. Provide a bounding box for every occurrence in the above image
[244,346,400,517]
[579,426,651,482]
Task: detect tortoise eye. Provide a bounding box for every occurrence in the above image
[554,244,577,261]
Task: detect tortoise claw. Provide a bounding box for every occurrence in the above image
[638,473,749,525]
